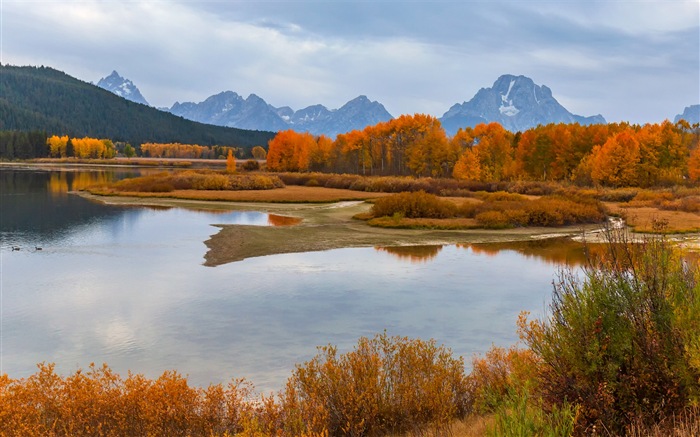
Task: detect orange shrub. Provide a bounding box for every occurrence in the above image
[283,333,469,436]
[104,171,285,193]
[370,191,458,219]
[468,345,539,414]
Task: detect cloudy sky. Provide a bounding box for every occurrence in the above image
[2,0,698,124]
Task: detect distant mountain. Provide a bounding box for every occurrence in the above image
[674,104,700,124]
[170,91,289,132]
[97,70,149,106]
[0,65,274,150]
[440,74,606,135]
[166,93,393,137]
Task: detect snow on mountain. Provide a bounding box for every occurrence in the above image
[96,71,149,106]
[166,93,393,137]
[674,104,700,124]
[440,74,606,135]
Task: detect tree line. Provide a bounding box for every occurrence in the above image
[0,133,257,161]
[0,65,275,152]
[267,116,700,187]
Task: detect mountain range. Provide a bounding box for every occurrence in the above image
[167,93,394,138]
[101,72,612,136]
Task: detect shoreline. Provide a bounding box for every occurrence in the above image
[78,192,633,266]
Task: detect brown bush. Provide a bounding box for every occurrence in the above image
[370,191,458,219]
[242,160,260,171]
[468,195,606,228]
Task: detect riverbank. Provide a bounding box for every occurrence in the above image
[79,191,631,266]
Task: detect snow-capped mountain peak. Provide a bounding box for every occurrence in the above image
[96,70,149,106]
[440,74,605,135]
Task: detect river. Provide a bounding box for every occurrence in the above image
[0,167,586,392]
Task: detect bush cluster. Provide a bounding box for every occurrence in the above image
[370,191,458,219]
[519,232,700,434]
[277,172,509,196]
[628,188,700,213]
[369,191,606,229]
[283,333,470,436]
[462,195,607,228]
[0,335,469,436]
[107,171,285,193]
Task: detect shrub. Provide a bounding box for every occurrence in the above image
[282,332,469,436]
[242,160,260,171]
[519,231,700,434]
[468,345,539,414]
[475,210,512,229]
[370,191,458,219]
[476,191,528,202]
[100,171,285,193]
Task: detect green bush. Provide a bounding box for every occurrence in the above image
[520,232,700,433]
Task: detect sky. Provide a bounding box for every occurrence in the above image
[2,0,699,124]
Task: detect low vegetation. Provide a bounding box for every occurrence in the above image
[92,170,285,193]
[366,190,607,229]
[3,233,698,436]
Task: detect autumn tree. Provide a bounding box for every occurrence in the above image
[455,122,514,181]
[689,146,700,182]
[226,149,236,173]
[452,147,482,181]
[266,130,317,172]
[590,129,641,187]
[124,143,135,158]
[47,135,69,158]
[251,145,267,161]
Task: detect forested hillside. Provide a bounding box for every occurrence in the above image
[0,65,275,151]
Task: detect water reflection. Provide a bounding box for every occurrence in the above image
[2,168,578,394]
[267,214,302,227]
[47,170,119,195]
[375,245,443,263]
[461,238,609,267]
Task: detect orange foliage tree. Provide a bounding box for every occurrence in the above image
[226,149,236,173]
[590,129,641,187]
[263,119,697,187]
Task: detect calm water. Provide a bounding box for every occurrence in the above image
[1,168,582,392]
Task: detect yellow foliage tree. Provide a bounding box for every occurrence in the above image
[226,149,237,173]
[47,135,69,158]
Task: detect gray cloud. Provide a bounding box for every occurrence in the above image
[2,0,698,124]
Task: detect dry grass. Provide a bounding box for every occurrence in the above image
[368,216,479,229]
[606,203,700,233]
[387,416,495,437]
[626,408,700,437]
[90,186,389,203]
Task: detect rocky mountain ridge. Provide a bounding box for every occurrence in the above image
[168,93,393,137]
[439,74,606,135]
[96,71,149,106]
